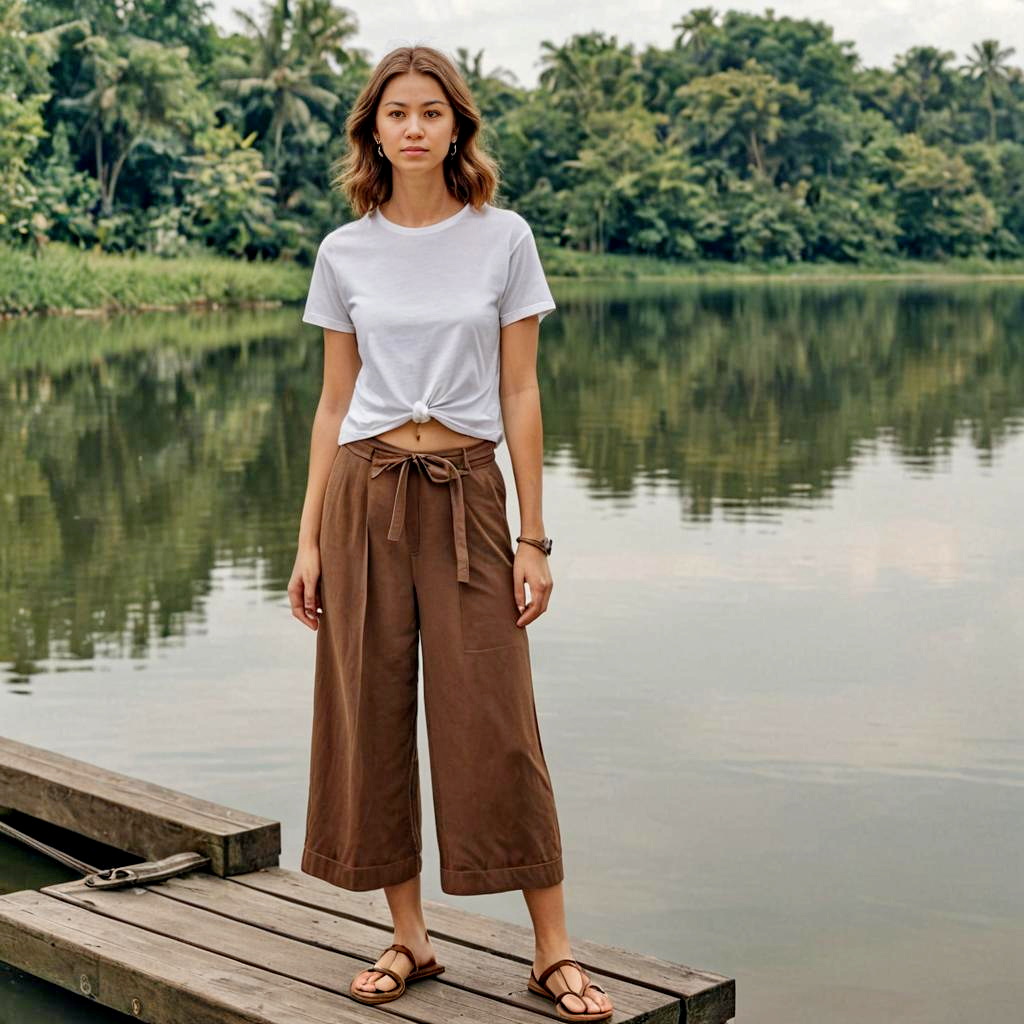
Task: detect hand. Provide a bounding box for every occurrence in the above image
[288,545,322,631]
[513,544,552,627]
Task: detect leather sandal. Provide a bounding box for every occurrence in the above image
[528,957,613,1021]
[348,942,446,1005]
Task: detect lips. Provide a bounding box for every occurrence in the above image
[402,147,427,153]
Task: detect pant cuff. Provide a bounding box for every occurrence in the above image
[440,853,564,895]
[301,846,421,891]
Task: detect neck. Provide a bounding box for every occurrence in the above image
[381,176,461,225]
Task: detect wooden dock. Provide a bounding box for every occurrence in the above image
[0,737,736,1023]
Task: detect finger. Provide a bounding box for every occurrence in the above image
[303,576,319,620]
[289,581,317,631]
[513,567,526,614]
[516,599,541,626]
[515,580,532,624]
[518,578,549,623]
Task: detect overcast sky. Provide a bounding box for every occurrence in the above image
[209,0,1023,89]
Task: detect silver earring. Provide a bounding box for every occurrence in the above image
[449,140,457,158]
[377,141,383,157]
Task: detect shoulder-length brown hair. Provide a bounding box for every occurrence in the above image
[332,45,501,216]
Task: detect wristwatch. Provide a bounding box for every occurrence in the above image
[516,535,553,555]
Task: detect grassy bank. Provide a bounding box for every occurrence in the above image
[1,242,311,317]
[4,240,1024,319]
[537,241,1024,280]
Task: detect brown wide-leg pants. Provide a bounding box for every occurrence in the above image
[301,434,564,896]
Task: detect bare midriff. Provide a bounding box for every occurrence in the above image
[373,417,489,453]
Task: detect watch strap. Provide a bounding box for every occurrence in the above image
[516,535,552,555]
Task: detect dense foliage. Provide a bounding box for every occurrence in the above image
[3,0,1022,265]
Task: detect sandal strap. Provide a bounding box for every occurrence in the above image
[554,981,608,1013]
[384,943,417,971]
[537,957,583,989]
[364,965,405,989]
[556,990,588,1010]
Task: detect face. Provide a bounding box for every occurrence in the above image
[373,71,458,175]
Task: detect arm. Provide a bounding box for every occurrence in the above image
[288,327,361,630]
[499,313,552,627]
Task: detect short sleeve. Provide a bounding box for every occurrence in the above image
[498,225,556,328]
[302,240,355,333]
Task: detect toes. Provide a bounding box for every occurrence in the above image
[372,971,397,992]
[357,969,395,992]
[561,993,587,1013]
[558,967,606,1015]
[541,963,612,1016]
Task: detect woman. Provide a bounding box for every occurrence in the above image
[287,45,614,1022]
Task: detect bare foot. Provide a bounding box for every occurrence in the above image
[354,931,437,994]
[533,953,614,1016]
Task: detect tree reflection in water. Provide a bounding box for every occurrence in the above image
[2,281,1022,680]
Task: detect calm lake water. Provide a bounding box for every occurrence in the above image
[1,280,1022,1023]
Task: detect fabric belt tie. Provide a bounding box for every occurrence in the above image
[368,448,476,583]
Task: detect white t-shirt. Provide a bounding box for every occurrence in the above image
[301,200,557,447]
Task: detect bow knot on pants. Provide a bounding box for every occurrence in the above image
[369,448,475,583]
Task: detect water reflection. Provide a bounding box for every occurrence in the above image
[2,282,1022,682]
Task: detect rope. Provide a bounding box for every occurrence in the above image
[0,817,97,876]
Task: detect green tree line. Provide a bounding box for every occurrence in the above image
[3,0,1022,265]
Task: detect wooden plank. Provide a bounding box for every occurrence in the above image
[0,889,368,1023]
[234,867,735,1024]
[0,736,279,875]
[44,874,678,1023]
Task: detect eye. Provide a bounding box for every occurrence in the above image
[388,110,403,117]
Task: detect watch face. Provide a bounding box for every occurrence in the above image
[544,538,553,555]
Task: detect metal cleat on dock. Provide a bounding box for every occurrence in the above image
[84,851,211,889]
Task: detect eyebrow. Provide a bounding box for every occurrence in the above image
[383,100,448,107]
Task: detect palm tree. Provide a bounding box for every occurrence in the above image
[671,7,719,61]
[960,39,1017,143]
[455,47,519,91]
[16,13,91,77]
[58,34,201,214]
[892,46,956,133]
[221,0,357,174]
[453,47,521,120]
[538,31,643,118]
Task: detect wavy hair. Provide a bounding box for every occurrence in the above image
[331,45,501,216]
